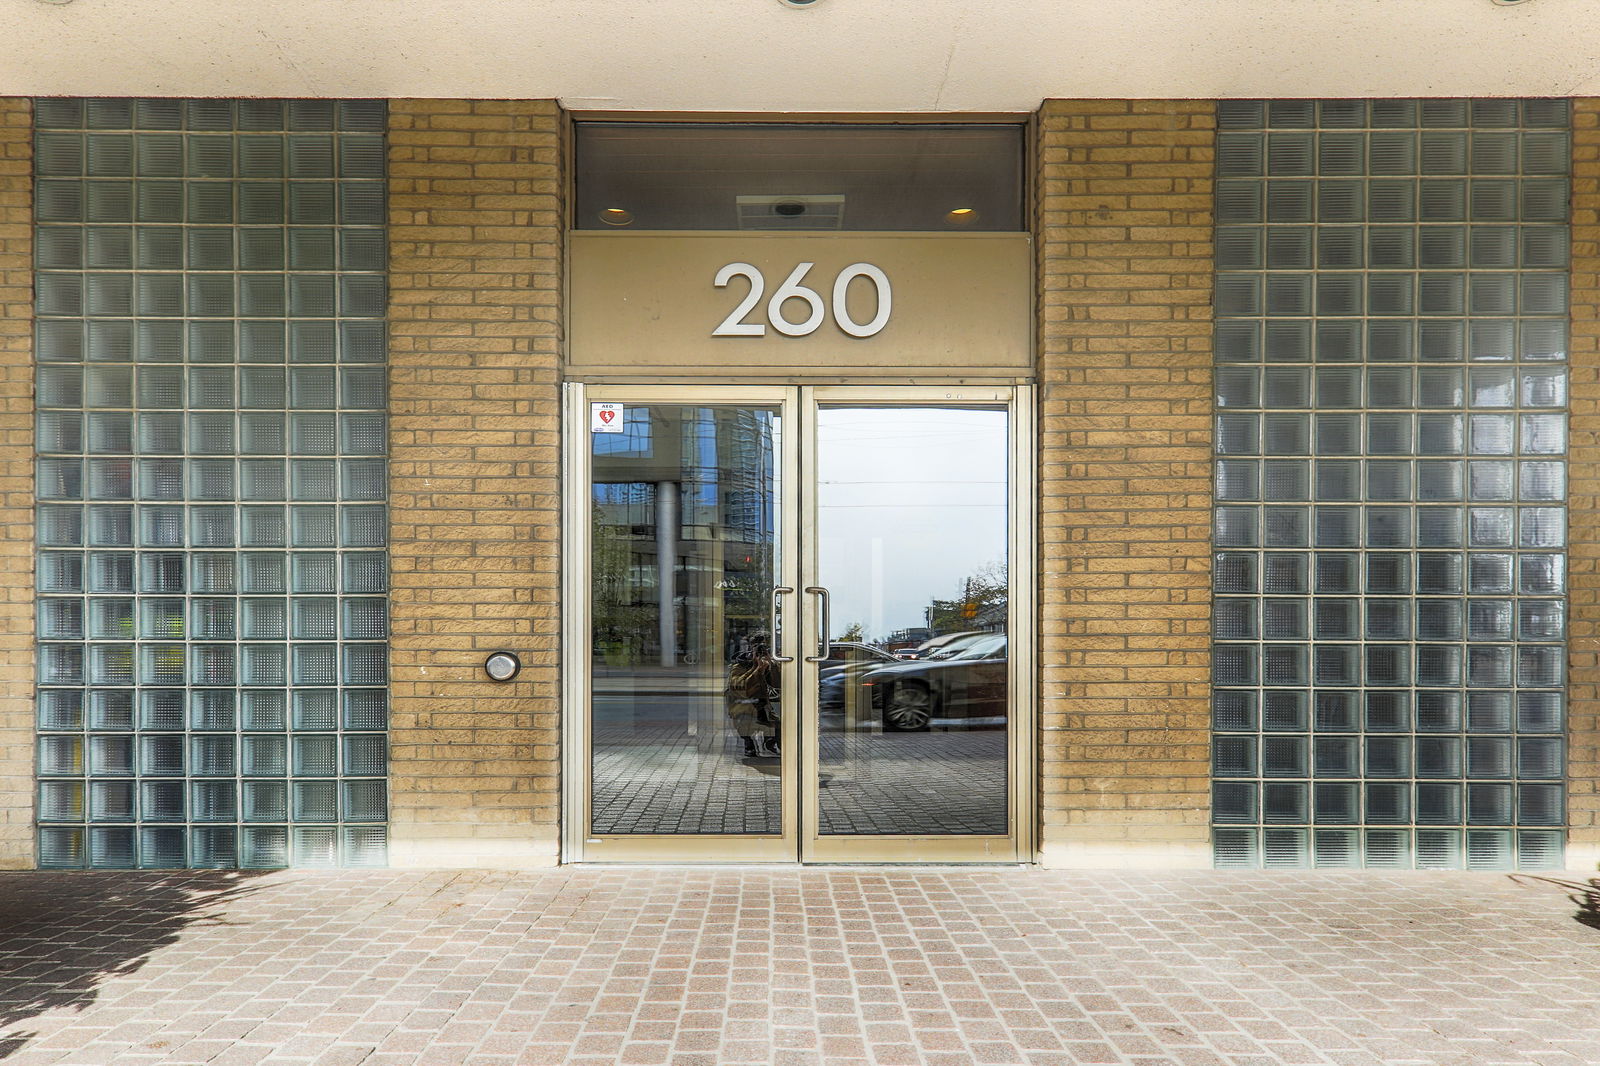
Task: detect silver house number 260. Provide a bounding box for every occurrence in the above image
[712,262,892,338]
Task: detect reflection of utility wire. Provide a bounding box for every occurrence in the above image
[819,420,1004,431]
[820,433,1001,444]
[821,423,999,431]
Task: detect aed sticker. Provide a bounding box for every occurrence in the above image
[591,402,624,433]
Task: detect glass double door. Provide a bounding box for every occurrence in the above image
[572,385,1028,862]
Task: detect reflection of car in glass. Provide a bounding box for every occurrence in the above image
[914,630,981,659]
[830,633,984,709]
[816,642,899,711]
[822,642,898,669]
[916,631,983,661]
[858,634,1007,730]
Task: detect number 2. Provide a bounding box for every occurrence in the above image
[712,263,766,337]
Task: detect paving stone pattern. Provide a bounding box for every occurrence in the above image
[1,869,1599,1066]
[592,719,1007,836]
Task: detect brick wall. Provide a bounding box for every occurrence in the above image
[0,98,32,869]
[1568,99,1600,871]
[1035,100,1215,868]
[387,100,563,867]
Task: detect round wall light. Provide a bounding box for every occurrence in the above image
[945,208,979,226]
[484,651,522,682]
[599,207,634,227]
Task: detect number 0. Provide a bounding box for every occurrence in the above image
[832,263,892,338]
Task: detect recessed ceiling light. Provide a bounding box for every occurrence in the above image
[946,208,978,226]
[599,208,634,227]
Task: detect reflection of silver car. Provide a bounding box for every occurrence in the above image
[858,634,1007,730]
[823,642,900,670]
[817,642,899,710]
[914,630,982,658]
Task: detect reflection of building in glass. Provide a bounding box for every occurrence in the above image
[591,406,777,668]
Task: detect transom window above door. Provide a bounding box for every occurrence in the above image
[573,122,1025,232]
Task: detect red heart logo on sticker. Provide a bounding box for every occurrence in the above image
[599,409,615,424]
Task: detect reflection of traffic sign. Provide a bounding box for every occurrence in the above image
[962,602,977,618]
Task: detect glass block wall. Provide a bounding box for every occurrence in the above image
[1211,99,1569,870]
[32,99,389,868]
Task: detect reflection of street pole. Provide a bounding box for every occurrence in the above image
[656,481,679,668]
[870,537,884,639]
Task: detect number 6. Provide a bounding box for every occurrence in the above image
[767,262,825,337]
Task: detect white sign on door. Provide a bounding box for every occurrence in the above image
[591,402,624,433]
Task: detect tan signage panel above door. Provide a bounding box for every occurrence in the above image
[568,233,1033,379]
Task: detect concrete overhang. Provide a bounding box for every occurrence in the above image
[4,0,1600,110]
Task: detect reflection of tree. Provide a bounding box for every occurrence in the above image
[591,502,652,664]
[925,561,1008,635]
[838,621,865,643]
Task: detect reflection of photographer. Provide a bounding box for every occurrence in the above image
[726,635,780,758]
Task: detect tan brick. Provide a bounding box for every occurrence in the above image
[386,100,563,868]
[0,98,29,869]
[1036,100,1213,870]
[1570,99,1600,870]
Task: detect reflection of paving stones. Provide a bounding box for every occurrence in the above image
[591,718,784,836]
[817,726,1006,835]
[591,702,1006,837]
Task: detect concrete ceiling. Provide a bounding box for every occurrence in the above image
[6,0,1600,112]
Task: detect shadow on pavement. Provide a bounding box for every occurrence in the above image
[0,871,267,1060]
[1510,873,1600,932]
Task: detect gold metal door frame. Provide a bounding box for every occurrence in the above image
[798,385,1034,864]
[561,383,1036,863]
[563,383,803,863]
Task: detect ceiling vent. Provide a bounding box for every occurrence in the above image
[735,194,846,230]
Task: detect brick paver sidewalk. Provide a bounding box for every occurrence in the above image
[2,868,1598,1065]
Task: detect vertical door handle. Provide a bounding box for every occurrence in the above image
[770,586,796,663]
[804,586,831,663]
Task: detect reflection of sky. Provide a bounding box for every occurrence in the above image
[817,407,1007,642]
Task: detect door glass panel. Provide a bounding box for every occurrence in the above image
[589,404,783,835]
[815,406,1009,835]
